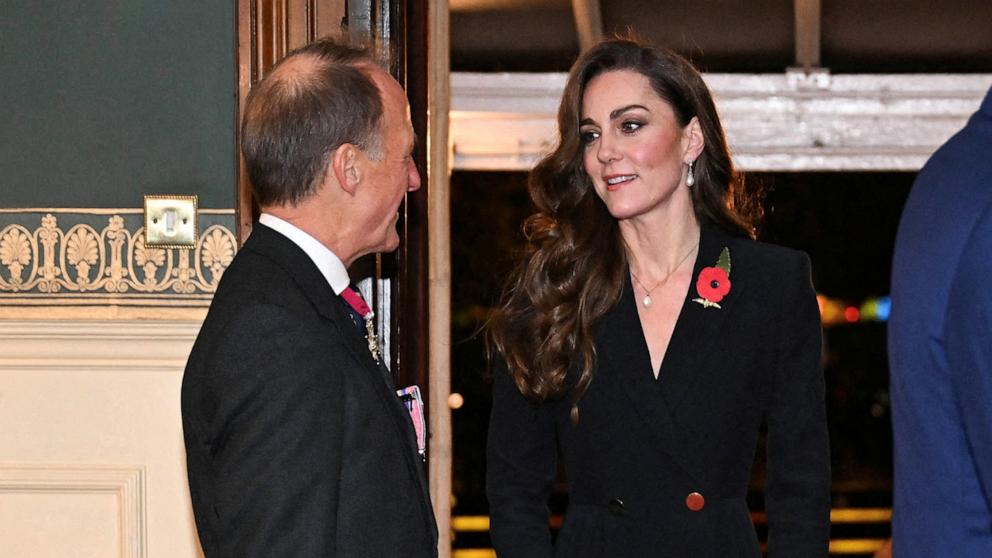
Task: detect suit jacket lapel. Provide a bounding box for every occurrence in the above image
[246,226,389,379]
[245,225,428,493]
[244,224,342,321]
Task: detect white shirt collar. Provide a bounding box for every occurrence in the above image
[258,213,350,295]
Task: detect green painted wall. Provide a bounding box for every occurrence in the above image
[1,1,237,209]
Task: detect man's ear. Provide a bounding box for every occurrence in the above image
[683,116,705,162]
[331,143,362,195]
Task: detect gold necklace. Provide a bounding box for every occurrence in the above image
[629,241,699,308]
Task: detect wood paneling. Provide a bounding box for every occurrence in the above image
[235,0,346,244]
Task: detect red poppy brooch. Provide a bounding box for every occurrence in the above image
[693,247,731,309]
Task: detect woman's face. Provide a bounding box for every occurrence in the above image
[579,69,698,222]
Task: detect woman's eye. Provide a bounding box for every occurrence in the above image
[621,120,642,133]
[580,130,600,144]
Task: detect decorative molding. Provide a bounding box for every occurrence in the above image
[450,72,992,171]
[0,319,201,371]
[0,210,236,307]
[0,465,146,558]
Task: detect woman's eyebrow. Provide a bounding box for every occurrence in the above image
[580,104,650,127]
[610,104,649,120]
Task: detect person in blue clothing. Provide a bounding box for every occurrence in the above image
[889,84,992,556]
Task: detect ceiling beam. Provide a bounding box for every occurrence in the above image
[450,71,992,171]
[571,0,603,52]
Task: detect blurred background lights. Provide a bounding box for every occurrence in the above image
[845,306,861,323]
[875,296,892,321]
[817,294,890,326]
[448,392,465,410]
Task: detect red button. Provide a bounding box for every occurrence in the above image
[685,492,705,511]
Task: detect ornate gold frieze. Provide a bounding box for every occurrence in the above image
[0,212,236,305]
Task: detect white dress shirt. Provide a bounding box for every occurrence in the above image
[258,213,350,295]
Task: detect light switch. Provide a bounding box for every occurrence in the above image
[144,195,198,248]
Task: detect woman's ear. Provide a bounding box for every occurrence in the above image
[331,143,362,195]
[683,116,705,162]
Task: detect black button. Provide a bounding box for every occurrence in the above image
[607,497,625,517]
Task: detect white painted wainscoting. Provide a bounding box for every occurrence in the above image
[0,319,204,558]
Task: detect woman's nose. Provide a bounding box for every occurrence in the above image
[597,136,620,164]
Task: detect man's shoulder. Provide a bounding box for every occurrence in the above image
[198,240,319,339]
[209,244,292,303]
[896,121,992,269]
[212,224,321,299]
[914,114,992,198]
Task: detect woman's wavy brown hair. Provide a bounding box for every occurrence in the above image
[488,37,761,421]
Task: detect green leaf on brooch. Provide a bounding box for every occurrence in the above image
[716,247,731,276]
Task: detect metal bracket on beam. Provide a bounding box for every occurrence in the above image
[786,67,831,90]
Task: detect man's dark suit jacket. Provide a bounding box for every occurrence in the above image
[182,223,437,557]
[487,224,831,557]
[889,87,992,556]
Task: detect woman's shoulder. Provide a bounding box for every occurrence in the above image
[701,226,813,298]
[711,228,811,275]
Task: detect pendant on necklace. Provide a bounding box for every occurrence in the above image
[643,295,653,307]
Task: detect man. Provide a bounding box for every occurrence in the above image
[181,38,437,557]
[889,85,992,556]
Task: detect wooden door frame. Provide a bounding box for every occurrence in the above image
[403,2,451,554]
[234,0,347,243]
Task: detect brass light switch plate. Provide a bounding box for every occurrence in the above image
[144,195,198,248]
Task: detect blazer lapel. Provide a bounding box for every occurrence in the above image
[598,225,747,484]
[658,225,746,419]
[597,274,694,476]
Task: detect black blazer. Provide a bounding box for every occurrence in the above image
[487,225,830,557]
[182,224,437,557]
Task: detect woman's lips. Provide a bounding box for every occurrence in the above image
[605,174,637,191]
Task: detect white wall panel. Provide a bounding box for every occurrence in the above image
[0,466,143,558]
[0,320,203,558]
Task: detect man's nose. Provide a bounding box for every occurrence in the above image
[407,158,422,192]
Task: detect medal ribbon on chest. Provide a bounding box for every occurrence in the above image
[340,287,382,364]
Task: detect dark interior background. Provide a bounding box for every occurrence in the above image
[451,0,992,73]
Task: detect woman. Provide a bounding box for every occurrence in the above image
[486,38,830,557]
